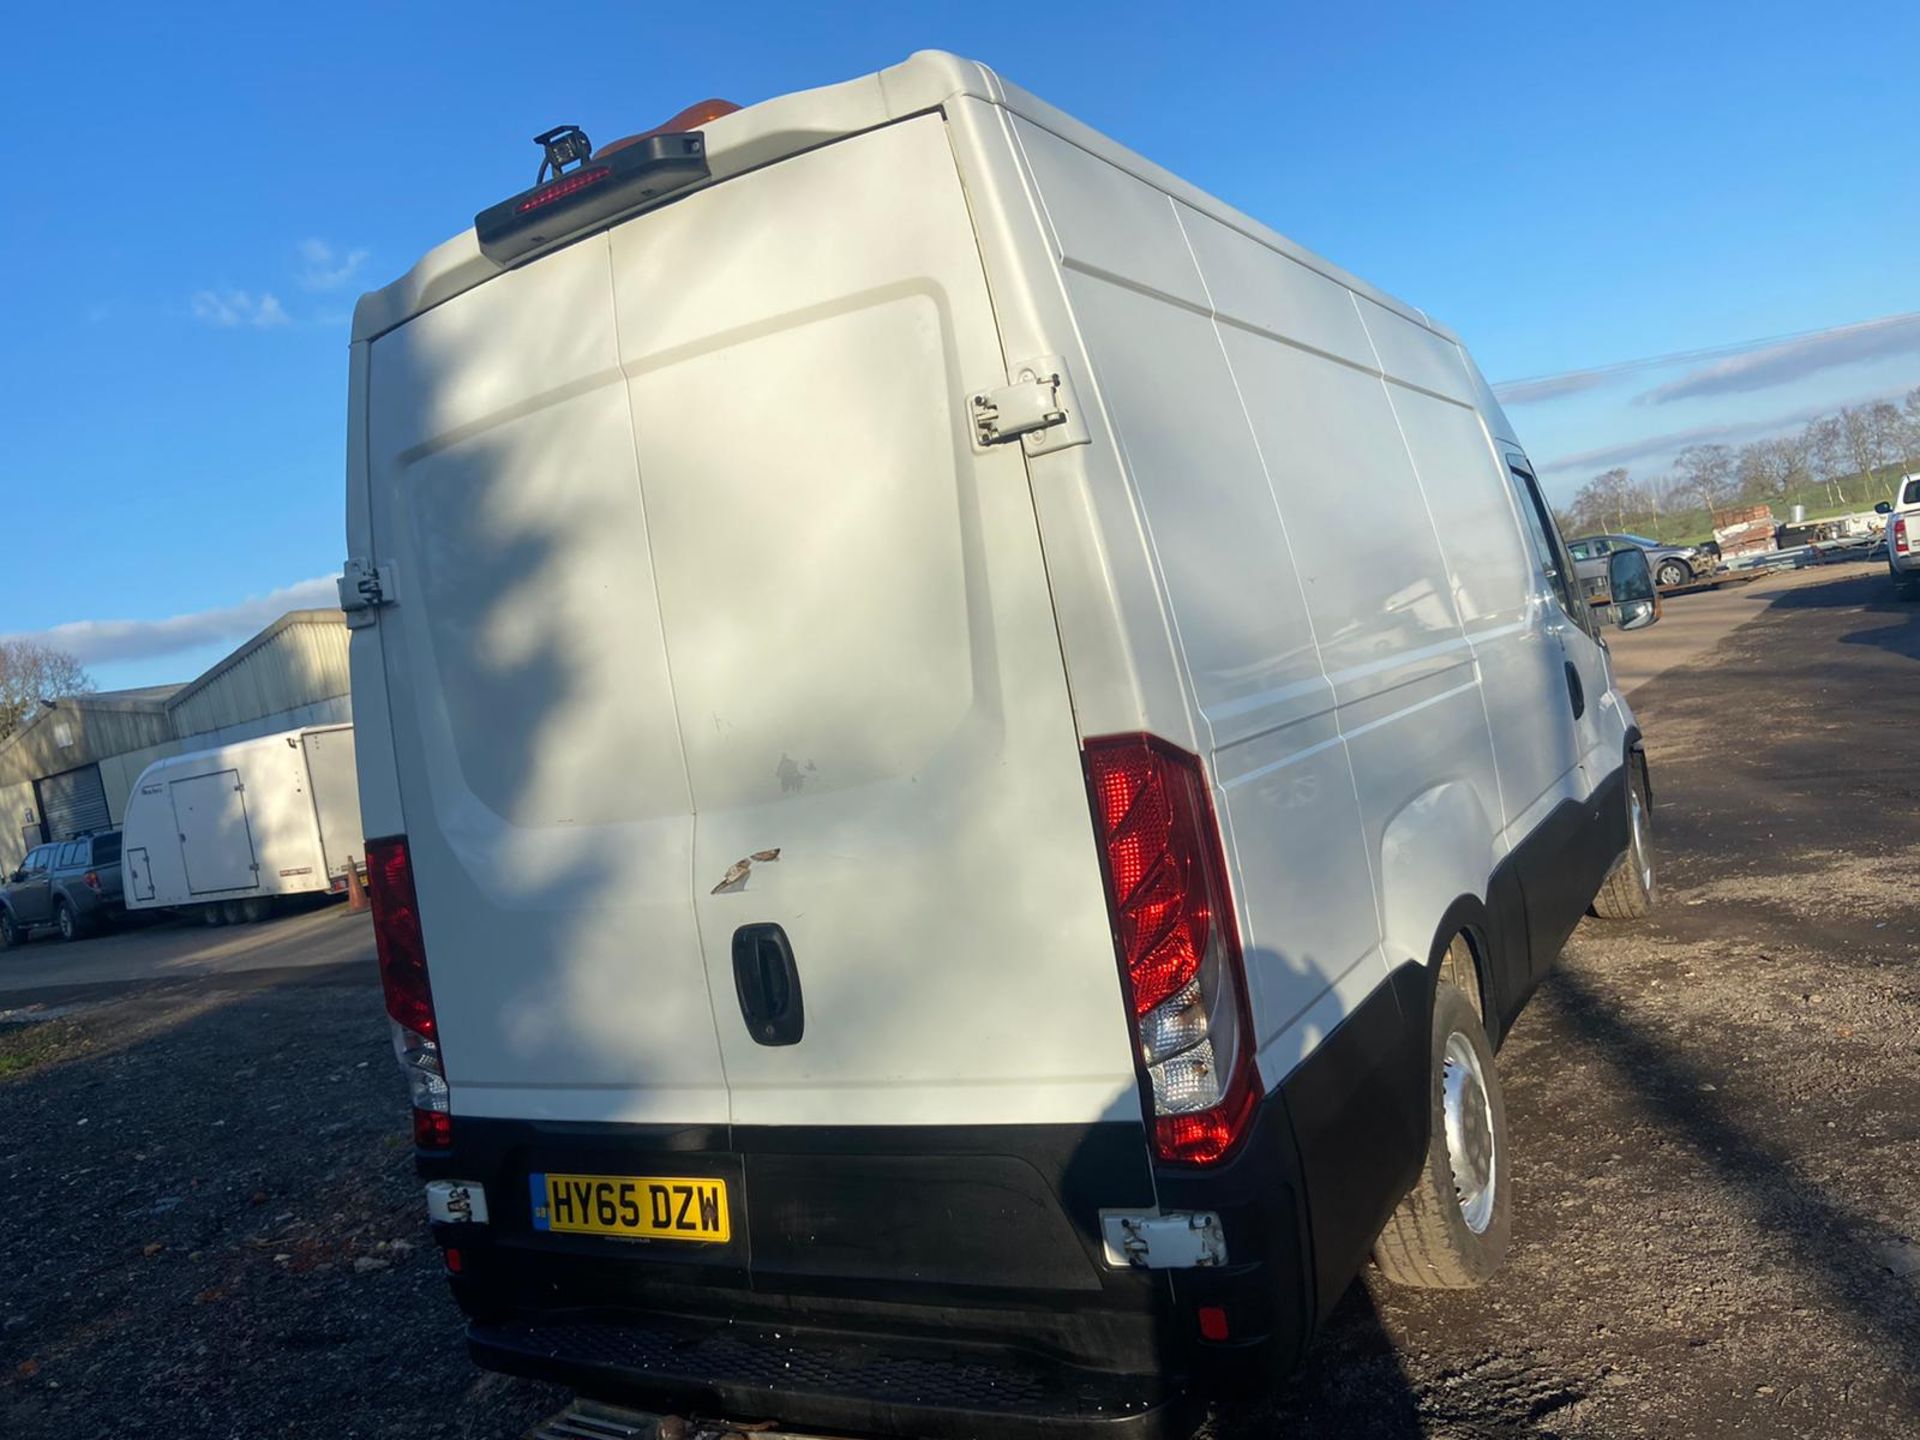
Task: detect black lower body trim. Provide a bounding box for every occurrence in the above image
[471,1312,1198,1440]
[429,1112,1311,1420]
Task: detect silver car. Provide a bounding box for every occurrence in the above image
[1567,533,1702,601]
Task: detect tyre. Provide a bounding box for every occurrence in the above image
[239,897,271,924]
[1373,977,1511,1288]
[54,900,78,943]
[0,907,19,950]
[1655,558,1691,589]
[1591,755,1654,920]
[202,903,227,927]
[220,900,249,926]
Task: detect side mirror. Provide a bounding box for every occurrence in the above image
[1608,547,1660,632]
[1875,500,1893,515]
[8,870,22,884]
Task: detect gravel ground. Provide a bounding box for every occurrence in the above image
[2,567,1915,1439]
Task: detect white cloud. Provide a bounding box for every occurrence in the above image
[1493,370,1615,407]
[297,238,370,291]
[2,577,340,668]
[1494,310,1920,412]
[190,289,291,328]
[1641,311,1920,404]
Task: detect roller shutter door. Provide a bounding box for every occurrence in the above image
[37,764,110,840]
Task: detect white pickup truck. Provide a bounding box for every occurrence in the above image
[1882,472,1920,597]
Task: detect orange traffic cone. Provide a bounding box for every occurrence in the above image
[346,858,370,912]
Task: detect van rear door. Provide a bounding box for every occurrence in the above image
[361,114,1138,1130]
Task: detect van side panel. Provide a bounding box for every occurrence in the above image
[1013,120,1388,1092]
[1372,344,1584,847]
[1011,113,1595,1320]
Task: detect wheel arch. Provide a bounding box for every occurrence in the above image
[1389,894,1501,1156]
[1623,723,1649,810]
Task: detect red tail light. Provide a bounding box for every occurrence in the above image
[368,836,433,1036]
[1896,517,1910,555]
[82,870,101,891]
[367,836,451,1149]
[1085,735,1258,1166]
[413,1107,453,1149]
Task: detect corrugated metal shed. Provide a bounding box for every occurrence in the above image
[165,609,351,739]
[0,609,353,871]
[0,685,180,780]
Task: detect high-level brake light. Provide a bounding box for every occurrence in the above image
[474,98,739,265]
[1085,735,1258,1166]
[367,835,451,1150]
[514,165,612,214]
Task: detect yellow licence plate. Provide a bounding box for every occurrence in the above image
[529,1172,730,1243]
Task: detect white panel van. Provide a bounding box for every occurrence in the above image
[344,53,1662,1438]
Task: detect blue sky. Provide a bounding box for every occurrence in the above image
[4,1,1917,689]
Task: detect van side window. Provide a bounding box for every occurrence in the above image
[1505,461,1578,617]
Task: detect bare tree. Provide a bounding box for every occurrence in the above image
[1804,416,1848,505]
[0,641,95,743]
[1671,444,1737,512]
[1734,442,1775,501]
[1837,406,1880,502]
[1594,467,1634,534]
[1866,402,1910,494]
[1735,434,1810,501]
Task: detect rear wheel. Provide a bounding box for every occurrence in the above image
[239,897,271,924]
[220,900,249,926]
[201,903,227,927]
[0,908,19,950]
[55,900,78,943]
[1592,756,1654,920]
[1655,557,1692,589]
[1373,977,1511,1288]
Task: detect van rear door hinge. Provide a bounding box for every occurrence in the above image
[338,558,395,629]
[970,355,1089,455]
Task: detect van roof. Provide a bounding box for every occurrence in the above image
[352,50,1452,348]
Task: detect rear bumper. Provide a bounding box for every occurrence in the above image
[470,1311,1194,1440]
[65,886,120,919]
[421,1100,1314,1429]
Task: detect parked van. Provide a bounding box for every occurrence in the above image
[121,725,365,925]
[345,53,1662,1437]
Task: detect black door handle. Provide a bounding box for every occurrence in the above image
[1564,661,1586,720]
[731,923,804,1046]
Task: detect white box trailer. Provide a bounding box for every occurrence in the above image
[121,724,365,923]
